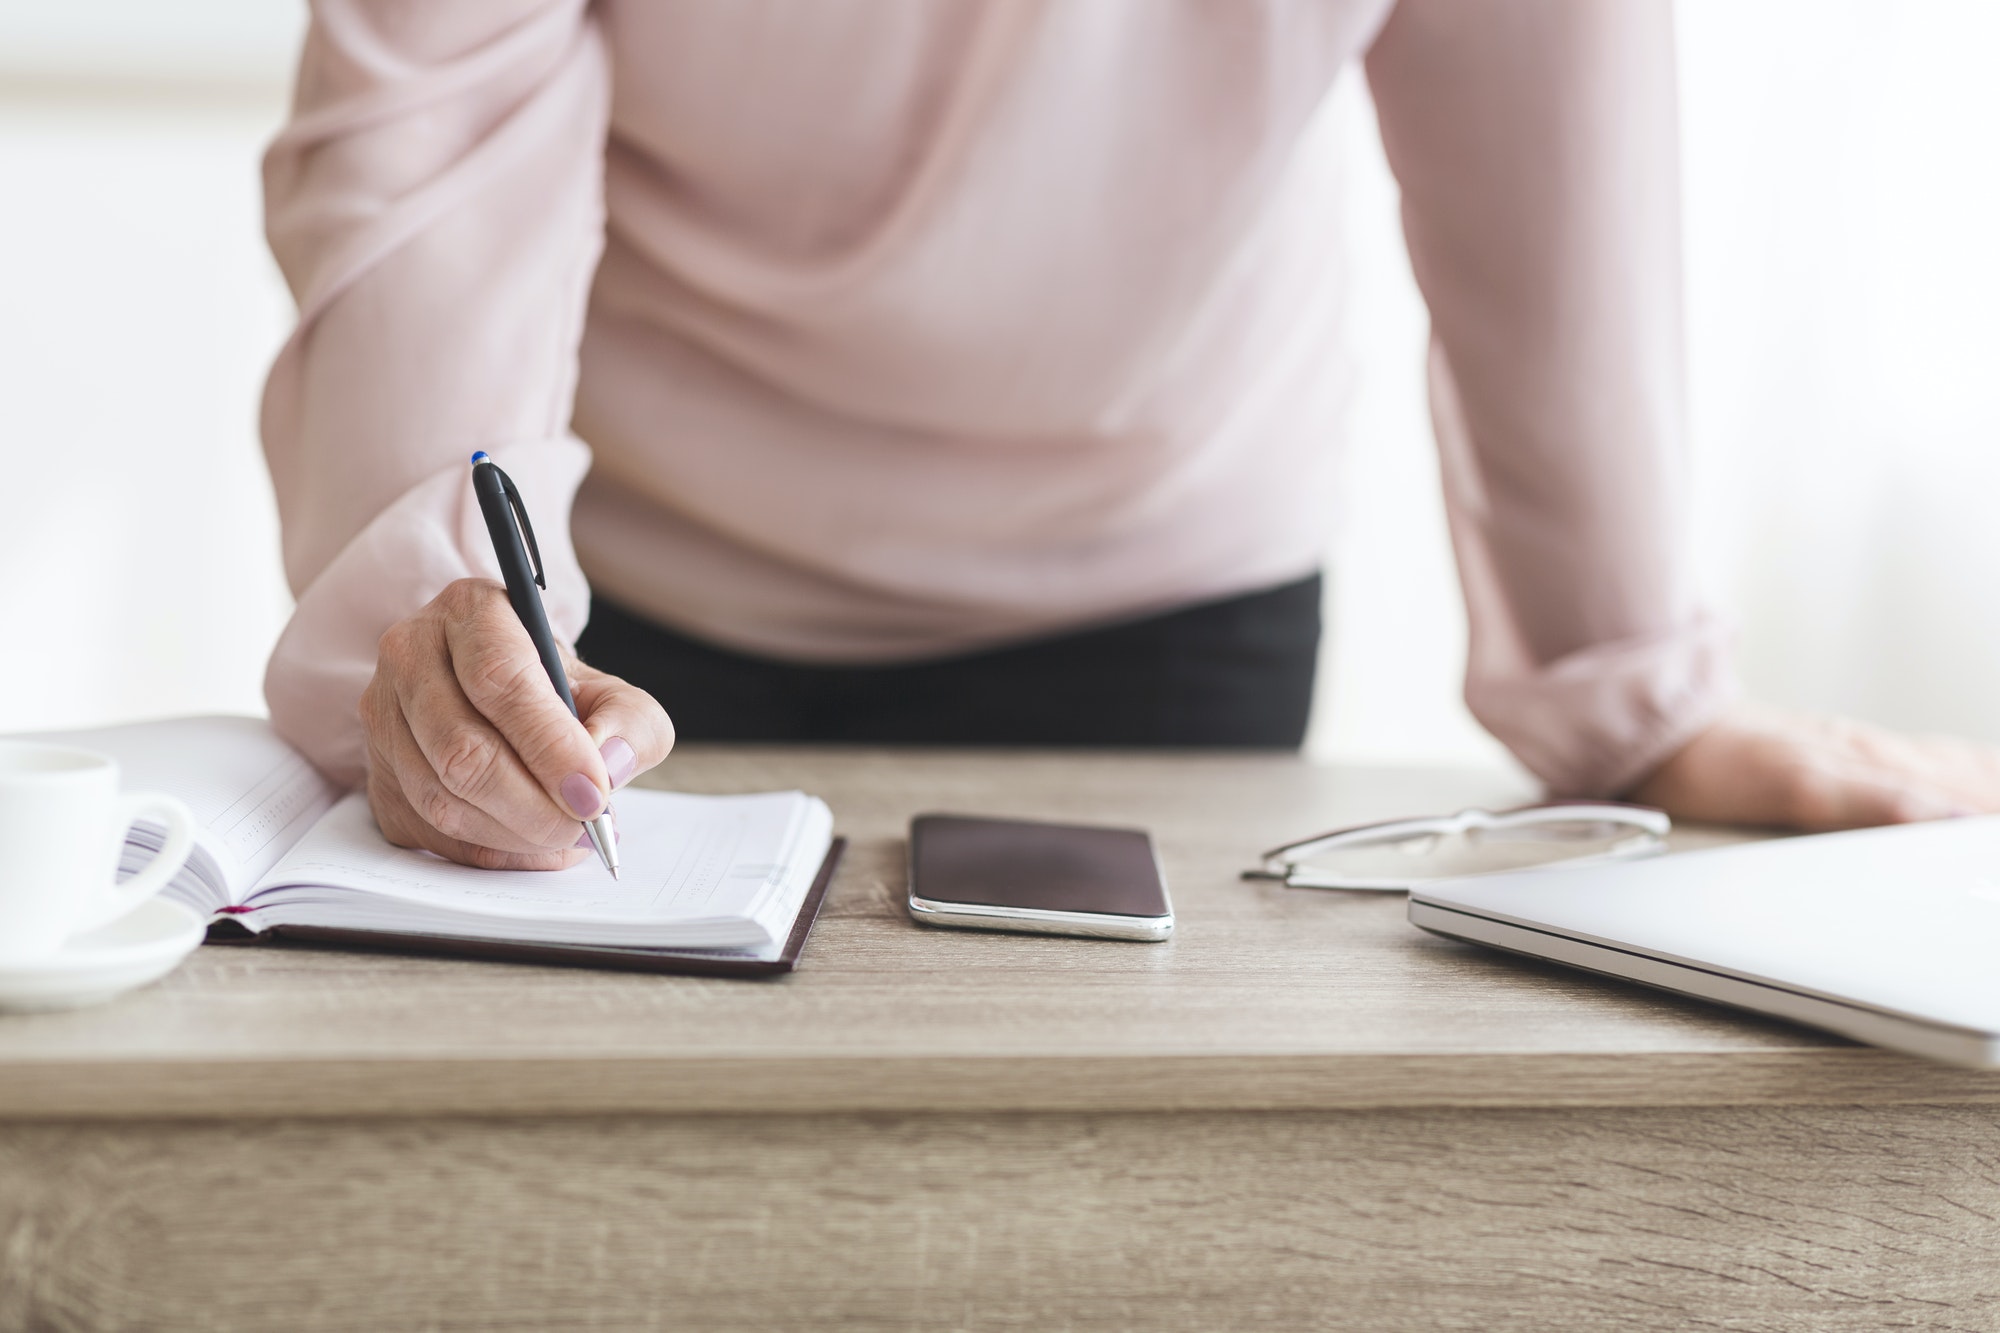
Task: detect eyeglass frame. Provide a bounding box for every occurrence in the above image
[1243,801,1672,892]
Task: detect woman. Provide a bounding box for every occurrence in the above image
[259,0,2000,870]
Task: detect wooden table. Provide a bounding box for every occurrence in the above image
[4,747,1999,1330]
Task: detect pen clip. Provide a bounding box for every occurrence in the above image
[494,465,546,590]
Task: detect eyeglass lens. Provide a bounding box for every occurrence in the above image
[1290,819,1658,885]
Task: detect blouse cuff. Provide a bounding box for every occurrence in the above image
[1466,614,1738,800]
[263,438,592,789]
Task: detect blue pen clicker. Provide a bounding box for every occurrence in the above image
[469,451,619,879]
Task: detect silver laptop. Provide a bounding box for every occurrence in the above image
[1408,816,2000,1067]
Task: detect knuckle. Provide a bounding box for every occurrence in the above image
[415,782,471,842]
[438,578,492,617]
[376,617,419,665]
[433,726,504,804]
[515,711,586,773]
[460,640,541,713]
[464,590,518,639]
[466,664,587,774]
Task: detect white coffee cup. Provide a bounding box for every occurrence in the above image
[0,741,195,965]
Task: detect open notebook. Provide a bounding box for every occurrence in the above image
[23,717,841,976]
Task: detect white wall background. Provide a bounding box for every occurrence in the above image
[2,2,1996,776]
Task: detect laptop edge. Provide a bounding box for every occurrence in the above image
[1407,898,2000,1069]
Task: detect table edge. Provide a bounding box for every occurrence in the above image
[4,1048,1995,1119]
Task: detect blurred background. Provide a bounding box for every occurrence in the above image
[3,2,1997,778]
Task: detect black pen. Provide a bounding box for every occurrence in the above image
[468,451,619,879]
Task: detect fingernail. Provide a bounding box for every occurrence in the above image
[573,830,594,849]
[601,736,637,789]
[561,772,606,820]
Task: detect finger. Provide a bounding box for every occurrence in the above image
[1803,717,1992,818]
[393,606,586,851]
[1785,755,1967,831]
[442,582,612,825]
[1891,733,2000,812]
[373,686,579,856]
[367,758,588,872]
[567,657,675,790]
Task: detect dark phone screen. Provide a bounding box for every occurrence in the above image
[909,813,1170,917]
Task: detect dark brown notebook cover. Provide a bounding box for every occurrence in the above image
[203,837,843,979]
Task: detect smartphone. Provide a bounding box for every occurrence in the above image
[906,813,1174,942]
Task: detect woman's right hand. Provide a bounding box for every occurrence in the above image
[359,578,675,869]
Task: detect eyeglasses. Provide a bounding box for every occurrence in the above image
[1244,802,1671,892]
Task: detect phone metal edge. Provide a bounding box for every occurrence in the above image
[907,893,1174,941]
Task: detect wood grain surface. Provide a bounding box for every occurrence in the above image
[1,746,1994,1117]
[8,748,2000,1330]
[7,1105,2000,1331]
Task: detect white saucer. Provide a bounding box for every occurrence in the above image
[0,896,206,1013]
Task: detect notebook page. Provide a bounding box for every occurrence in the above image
[242,788,826,950]
[22,715,339,906]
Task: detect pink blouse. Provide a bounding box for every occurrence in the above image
[260,0,1732,794]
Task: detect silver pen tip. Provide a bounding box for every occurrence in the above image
[610,866,620,880]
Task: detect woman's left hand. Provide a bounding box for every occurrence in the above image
[1629,702,2000,831]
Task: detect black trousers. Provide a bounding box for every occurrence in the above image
[575,575,1322,748]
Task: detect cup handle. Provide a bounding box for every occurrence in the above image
[75,792,197,933]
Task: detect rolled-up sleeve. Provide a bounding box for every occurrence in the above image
[1365,0,1734,796]
[260,0,608,786]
